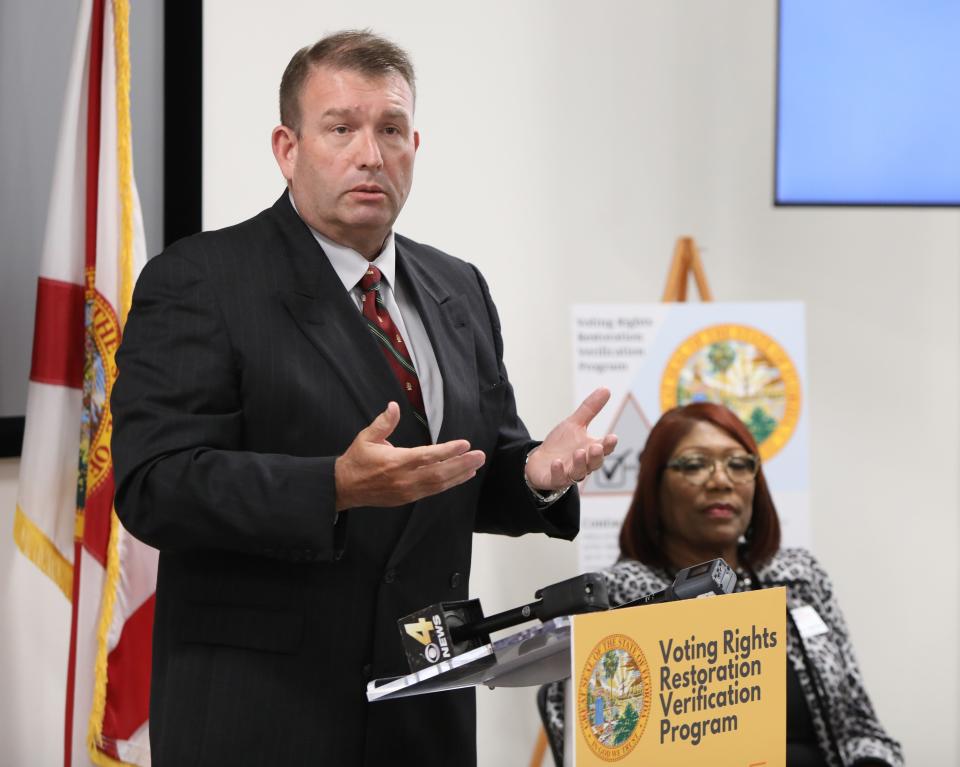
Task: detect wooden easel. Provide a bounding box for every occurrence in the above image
[527,236,712,767]
[661,236,713,302]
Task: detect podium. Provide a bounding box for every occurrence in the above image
[369,588,787,766]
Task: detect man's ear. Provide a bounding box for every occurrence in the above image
[272,124,298,180]
[413,130,420,152]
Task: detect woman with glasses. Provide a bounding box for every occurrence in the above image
[540,402,902,767]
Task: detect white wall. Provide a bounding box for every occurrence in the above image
[2,1,956,764]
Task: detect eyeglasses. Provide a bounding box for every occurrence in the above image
[665,453,760,486]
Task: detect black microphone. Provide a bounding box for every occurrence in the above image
[397,573,609,673]
[451,572,609,643]
[616,558,736,609]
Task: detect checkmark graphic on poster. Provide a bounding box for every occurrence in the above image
[598,454,626,482]
[582,393,650,497]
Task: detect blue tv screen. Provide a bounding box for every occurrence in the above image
[776,0,960,206]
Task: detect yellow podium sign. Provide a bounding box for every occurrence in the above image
[572,588,786,766]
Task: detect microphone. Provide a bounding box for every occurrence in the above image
[451,572,609,643]
[617,558,737,609]
[397,573,609,673]
[395,561,734,674]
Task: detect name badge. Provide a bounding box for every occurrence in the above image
[790,605,829,639]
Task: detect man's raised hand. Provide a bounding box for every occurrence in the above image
[334,402,486,511]
[524,387,618,492]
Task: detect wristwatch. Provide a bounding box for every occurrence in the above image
[524,451,572,506]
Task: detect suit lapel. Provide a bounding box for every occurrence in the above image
[279,289,396,427]
[271,194,425,446]
[389,241,479,564]
[395,241,478,445]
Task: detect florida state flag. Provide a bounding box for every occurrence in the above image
[13,0,155,764]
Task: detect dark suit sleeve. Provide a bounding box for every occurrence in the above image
[111,247,341,561]
[467,264,579,541]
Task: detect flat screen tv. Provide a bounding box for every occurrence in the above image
[776,0,960,206]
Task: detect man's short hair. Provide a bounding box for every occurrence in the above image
[279,30,416,134]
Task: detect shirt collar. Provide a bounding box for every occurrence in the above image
[288,189,396,291]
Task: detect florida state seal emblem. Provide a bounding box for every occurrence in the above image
[660,323,801,460]
[577,634,651,761]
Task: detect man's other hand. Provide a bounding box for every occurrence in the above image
[524,387,618,492]
[334,402,486,511]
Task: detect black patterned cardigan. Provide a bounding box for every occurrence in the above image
[541,548,903,767]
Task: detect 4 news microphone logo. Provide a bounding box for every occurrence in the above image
[403,614,451,664]
[397,599,485,672]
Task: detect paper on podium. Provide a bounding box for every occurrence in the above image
[367,616,572,702]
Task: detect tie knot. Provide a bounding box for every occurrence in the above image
[359,266,382,292]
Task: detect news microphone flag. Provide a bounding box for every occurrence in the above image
[12,0,155,765]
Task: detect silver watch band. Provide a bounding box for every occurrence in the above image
[524,451,572,505]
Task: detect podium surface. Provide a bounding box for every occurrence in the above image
[367,616,572,702]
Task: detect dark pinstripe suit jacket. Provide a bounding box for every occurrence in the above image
[111,192,578,766]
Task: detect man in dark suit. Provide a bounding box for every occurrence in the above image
[112,30,616,766]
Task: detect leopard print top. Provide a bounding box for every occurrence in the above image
[540,548,903,767]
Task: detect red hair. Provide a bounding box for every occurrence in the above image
[618,402,780,569]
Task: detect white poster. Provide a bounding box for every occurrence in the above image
[573,303,809,573]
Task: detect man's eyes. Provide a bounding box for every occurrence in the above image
[328,125,404,136]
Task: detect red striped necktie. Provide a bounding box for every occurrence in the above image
[358,266,430,436]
